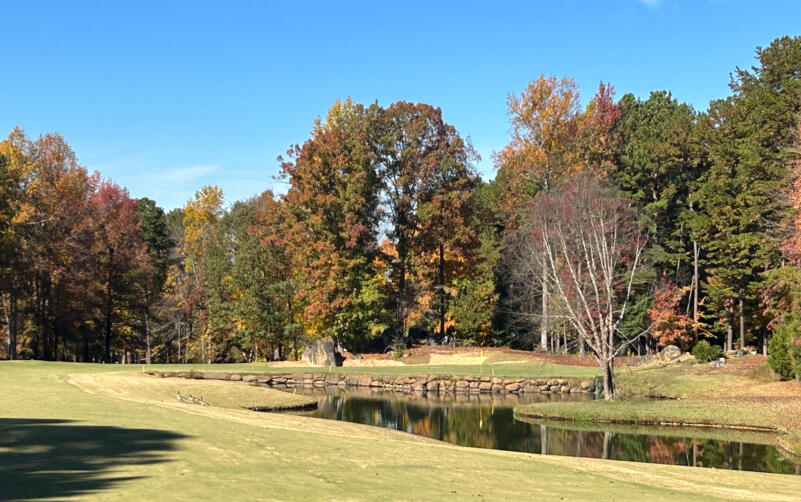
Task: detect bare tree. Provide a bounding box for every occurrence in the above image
[509,175,649,399]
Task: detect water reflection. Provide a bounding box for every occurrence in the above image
[282,387,801,475]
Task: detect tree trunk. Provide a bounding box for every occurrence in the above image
[397,249,407,342]
[692,241,699,342]
[578,336,585,357]
[738,292,745,350]
[3,264,18,360]
[540,260,548,351]
[144,309,152,364]
[439,242,446,339]
[602,357,615,400]
[727,304,734,352]
[105,266,113,363]
[41,277,51,360]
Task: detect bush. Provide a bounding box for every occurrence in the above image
[692,340,723,363]
[768,318,800,380]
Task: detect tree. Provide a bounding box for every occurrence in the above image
[181,185,224,362]
[609,91,703,347]
[17,132,97,360]
[135,198,172,363]
[90,180,149,362]
[0,130,30,360]
[376,101,478,343]
[495,75,582,350]
[510,175,649,399]
[693,36,801,352]
[252,191,304,359]
[279,99,384,349]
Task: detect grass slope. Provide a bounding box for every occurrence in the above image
[2,361,800,501]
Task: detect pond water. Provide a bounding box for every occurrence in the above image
[279,386,801,475]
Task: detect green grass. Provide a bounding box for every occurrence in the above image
[516,398,778,430]
[148,362,601,379]
[3,361,801,501]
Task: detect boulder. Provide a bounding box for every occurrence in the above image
[659,345,682,361]
[301,340,339,367]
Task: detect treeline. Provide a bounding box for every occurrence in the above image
[1,36,800,374]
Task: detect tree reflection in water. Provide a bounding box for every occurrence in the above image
[282,387,801,475]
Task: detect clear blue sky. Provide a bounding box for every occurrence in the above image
[1,1,800,209]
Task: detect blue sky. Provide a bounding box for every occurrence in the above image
[1,0,800,209]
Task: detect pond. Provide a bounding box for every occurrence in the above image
[278,386,801,475]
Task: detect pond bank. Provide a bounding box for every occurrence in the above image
[148,370,598,395]
[514,356,801,459]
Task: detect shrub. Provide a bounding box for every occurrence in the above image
[226,346,246,363]
[769,318,800,380]
[692,340,723,363]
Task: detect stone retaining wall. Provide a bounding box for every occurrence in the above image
[149,370,597,395]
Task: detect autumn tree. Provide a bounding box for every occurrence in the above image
[279,99,384,350]
[181,185,224,362]
[376,101,478,343]
[0,130,30,359]
[495,75,582,351]
[91,180,149,362]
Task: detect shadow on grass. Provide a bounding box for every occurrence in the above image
[0,418,187,501]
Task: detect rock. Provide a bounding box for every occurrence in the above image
[539,384,550,391]
[301,340,339,367]
[659,345,682,361]
[203,372,230,380]
[492,377,504,384]
[505,383,520,392]
[229,373,242,381]
[242,374,257,382]
[580,380,594,390]
[455,380,470,389]
[559,385,569,393]
[426,381,440,391]
[479,381,493,392]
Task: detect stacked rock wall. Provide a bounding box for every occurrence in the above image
[150,370,597,395]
